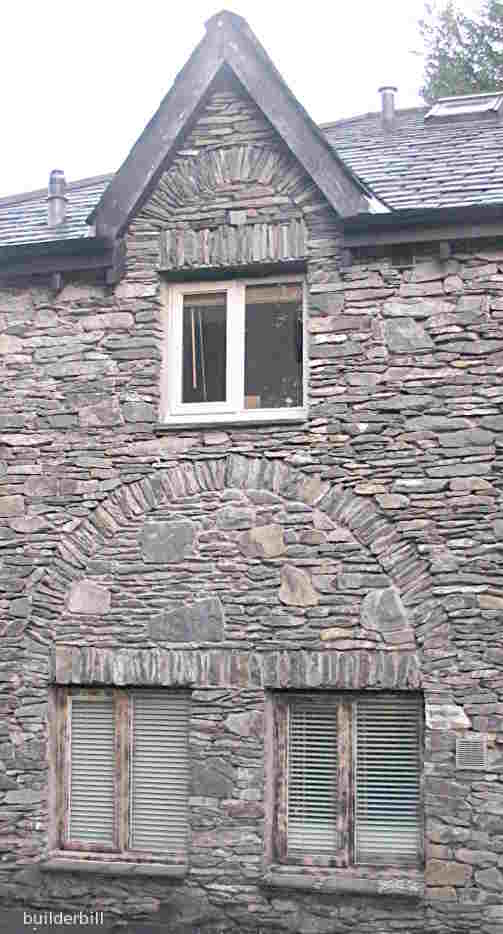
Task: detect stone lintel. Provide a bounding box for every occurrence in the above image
[263,868,424,898]
[52,646,420,690]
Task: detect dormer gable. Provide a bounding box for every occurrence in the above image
[89,10,371,240]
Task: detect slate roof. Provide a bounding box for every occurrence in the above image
[0,175,112,248]
[3,103,503,249]
[322,106,503,211]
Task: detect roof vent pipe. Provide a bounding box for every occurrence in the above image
[47,169,67,227]
[378,86,397,127]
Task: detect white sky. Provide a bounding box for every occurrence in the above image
[1,0,483,197]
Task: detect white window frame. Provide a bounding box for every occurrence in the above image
[160,275,307,425]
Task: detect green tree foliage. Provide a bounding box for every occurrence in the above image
[420,1,503,101]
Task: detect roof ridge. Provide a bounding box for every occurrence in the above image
[320,105,428,130]
[0,173,114,208]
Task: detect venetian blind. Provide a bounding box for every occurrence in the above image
[69,696,115,845]
[287,701,338,854]
[355,695,421,864]
[130,692,189,854]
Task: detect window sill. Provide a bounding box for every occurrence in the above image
[157,408,308,430]
[41,855,187,878]
[262,865,424,898]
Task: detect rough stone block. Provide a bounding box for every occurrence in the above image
[384,318,434,352]
[279,565,319,606]
[78,397,124,428]
[192,759,234,797]
[361,586,414,644]
[425,860,472,886]
[425,704,470,730]
[238,524,285,558]
[141,520,196,563]
[149,597,224,642]
[67,580,111,615]
[0,495,24,517]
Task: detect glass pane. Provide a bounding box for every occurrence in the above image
[245,283,302,410]
[182,292,226,403]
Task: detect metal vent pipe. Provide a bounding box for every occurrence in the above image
[47,169,67,226]
[378,86,397,127]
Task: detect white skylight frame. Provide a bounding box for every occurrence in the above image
[425,91,503,120]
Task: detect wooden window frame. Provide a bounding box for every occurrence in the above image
[51,687,189,867]
[272,691,424,870]
[160,274,307,425]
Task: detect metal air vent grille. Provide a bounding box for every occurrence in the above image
[456,736,487,771]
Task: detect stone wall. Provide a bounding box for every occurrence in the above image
[0,73,502,933]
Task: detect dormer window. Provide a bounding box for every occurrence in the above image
[425,91,503,120]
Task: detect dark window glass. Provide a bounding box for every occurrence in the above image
[182,293,226,403]
[245,284,302,409]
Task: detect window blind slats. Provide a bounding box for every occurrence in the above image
[130,692,189,854]
[70,699,115,844]
[355,697,420,864]
[287,704,338,854]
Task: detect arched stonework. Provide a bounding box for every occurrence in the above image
[31,455,444,688]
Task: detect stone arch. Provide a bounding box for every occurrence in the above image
[30,454,439,662]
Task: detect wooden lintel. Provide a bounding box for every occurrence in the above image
[343,221,503,249]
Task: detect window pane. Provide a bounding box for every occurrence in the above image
[287,701,338,855]
[245,283,302,409]
[130,692,189,854]
[70,697,115,845]
[355,696,421,865]
[182,293,226,403]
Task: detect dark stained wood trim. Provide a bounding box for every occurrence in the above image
[90,13,367,240]
[0,245,121,280]
[160,261,307,283]
[337,700,351,868]
[220,21,367,219]
[344,220,503,248]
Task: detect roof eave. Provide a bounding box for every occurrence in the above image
[343,202,503,247]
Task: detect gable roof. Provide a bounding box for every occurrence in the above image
[88,10,370,238]
[324,105,503,211]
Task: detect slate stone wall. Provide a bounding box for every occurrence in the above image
[0,76,502,933]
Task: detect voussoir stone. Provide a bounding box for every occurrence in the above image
[279,565,319,607]
[238,524,286,558]
[141,520,196,563]
[67,580,111,615]
[149,596,224,642]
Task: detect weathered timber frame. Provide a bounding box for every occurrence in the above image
[272,691,424,871]
[50,687,188,868]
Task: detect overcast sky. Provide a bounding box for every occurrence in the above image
[1,0,482,197]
